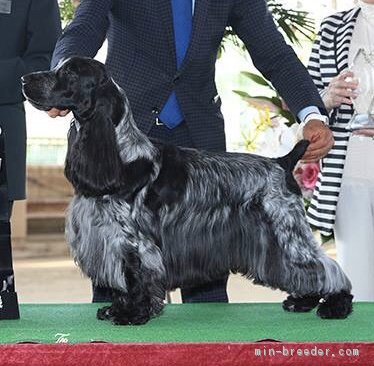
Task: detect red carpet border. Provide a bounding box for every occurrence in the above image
[0,342,373,366]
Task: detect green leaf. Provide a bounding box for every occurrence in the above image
[233,91,275,104]
[270,97,283,108]
[240,71,273,89]
[279,109,297,126]
[59,0,77,25]
[233,91,283,114]
[265,0,315,45]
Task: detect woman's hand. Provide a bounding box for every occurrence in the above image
[352,129,374,137]
[47,108,70,118]
[323,70,359,112]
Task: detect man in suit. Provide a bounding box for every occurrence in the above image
[49,0,333,303]
[0,0,61,219]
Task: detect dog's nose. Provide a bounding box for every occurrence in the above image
[21,73,32,84]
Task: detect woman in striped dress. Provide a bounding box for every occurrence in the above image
[307,0,374,301]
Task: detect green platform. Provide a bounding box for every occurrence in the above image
[1,303,373,344]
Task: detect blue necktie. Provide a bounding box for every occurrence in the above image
[159,0,192,129]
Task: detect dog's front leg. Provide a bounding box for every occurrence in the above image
[97,243,166,325]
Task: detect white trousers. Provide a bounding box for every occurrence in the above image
[335,135,374,301]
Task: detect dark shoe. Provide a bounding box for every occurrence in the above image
[181,277,228,303]
[92,285,112,303]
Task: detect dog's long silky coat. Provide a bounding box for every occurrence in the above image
[22,57,353,325]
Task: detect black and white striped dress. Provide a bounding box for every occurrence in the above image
[306,7,360,236]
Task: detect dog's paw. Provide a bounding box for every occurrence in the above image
[317,291,353,319]
[97,305,115,321]
[282,295,321,313]
[97,305,151,325]
[110,312,151,326]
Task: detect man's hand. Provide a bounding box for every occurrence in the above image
[301,120,334,162]
[47,108,70,118]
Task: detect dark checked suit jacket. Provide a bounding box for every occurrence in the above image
[52,0,326,152]
[0,0,61,199]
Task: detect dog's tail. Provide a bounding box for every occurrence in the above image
[276,139,310,173]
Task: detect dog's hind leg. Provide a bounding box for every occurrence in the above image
[313,254,353,319]
[258,195,353,319]
[281,256,353,319]
[279,248,354,318]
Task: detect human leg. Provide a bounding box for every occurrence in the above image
[335,136,374,301]
[149,122,229,303]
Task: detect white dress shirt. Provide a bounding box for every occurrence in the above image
[349,1,374,66]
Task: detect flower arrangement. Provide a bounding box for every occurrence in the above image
[240,105,273,152]
[234,70,320,204]
[238,98,320,205]
[293,162,320,203]
[236,97,299,158]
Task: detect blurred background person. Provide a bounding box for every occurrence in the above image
[307,0,374,301]
[0,0,61,220]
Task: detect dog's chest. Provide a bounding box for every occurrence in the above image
[66,196,137,266]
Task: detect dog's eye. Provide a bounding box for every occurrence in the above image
[64,91,74,98]
[58,68,78,82]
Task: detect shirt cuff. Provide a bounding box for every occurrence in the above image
[297,106,322,122]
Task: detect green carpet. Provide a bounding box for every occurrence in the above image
[0,303,373,344]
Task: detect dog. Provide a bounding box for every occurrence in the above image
[22,57,353,325]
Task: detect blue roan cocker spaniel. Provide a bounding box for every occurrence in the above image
[22,57,353,325]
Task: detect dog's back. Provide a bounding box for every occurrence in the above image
[152,140,310,290]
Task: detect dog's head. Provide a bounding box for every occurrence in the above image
[22,57,154,198]
[22,57,122,122]
[23,57,125,196]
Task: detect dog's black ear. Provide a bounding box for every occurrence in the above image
[95,81,125,126]
[99,70,109,87]
[87,58,110,87]
[65,113,124,196]
[65,112,154,199]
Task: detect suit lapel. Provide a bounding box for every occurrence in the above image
[158,0,210,75]
[159,0,178,72]
[179,0,209,74]
[336,7,360,74]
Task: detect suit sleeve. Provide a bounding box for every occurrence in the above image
[0,0,61,105]
[229,0,327,117]
[51,0,112,68]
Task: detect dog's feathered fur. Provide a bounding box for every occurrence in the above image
[22,57,353,325]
